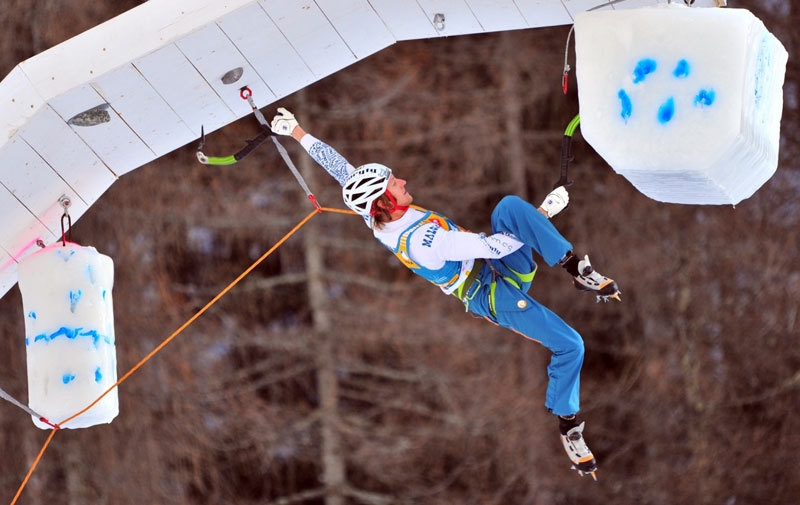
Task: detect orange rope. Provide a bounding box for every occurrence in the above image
[317,206,357,215]
[10,205,355,504]
[9,430,56,505]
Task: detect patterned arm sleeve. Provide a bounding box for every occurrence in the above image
[299,134,355,187]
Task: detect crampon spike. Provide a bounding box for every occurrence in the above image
[595,292,621,303]
[572,466,598,481]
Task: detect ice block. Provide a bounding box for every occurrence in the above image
[18,242,118,429]
[574,4,787,205]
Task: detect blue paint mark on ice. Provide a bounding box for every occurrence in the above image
[694,89,716,107]
[57,249,76,262]
[95,367,103,383]
[673,59,690,79]
[632,58,657,84]
[658,97,676,124]
[618,89,633,122]
[27,311,37,319]
[30,326,114,347]
[81,329,113,346]
[754,35,771,108]
[62,373,76,384]
[69,289,82,313]
[39,326,81,341]
[620,57,717,126]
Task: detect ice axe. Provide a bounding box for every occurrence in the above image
[554,114,580,189]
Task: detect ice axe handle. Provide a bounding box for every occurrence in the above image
[554,134,575,189]
[234,126,274,161]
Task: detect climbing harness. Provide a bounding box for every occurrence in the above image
[195,86,320,210]
[454,258,484,302]
[485,259,538,317]
[455,257,537,317]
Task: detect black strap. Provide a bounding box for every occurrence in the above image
[455,258,484,301]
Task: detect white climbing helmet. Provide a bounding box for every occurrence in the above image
[342,163,392,216]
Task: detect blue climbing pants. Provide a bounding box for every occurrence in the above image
[462,195,584,416]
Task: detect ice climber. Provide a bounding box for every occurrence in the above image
[270,107,621,479]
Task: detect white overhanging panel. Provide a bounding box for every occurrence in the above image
[0,0,723,301]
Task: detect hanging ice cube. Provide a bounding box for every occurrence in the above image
[18,242,118,429]
[574,4,788,205]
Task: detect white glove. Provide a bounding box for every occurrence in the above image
[270,107,298,135]
[540,186,569,218]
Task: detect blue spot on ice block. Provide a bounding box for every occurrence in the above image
[618,89,633,122]
[658,97,676,124]
[694,89,716,107]
[62,373,76,384]
[95,367,103,383]
[633,58,657,84]
[57,249,76,262]
[69,289,82,313]
[673,59,691,78]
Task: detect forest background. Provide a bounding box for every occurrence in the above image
[0,1,798,504]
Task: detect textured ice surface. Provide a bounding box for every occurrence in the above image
[575,4,787,205]
[18,242,118,429]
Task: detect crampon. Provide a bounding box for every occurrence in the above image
[560,421,598,481]
[572,254,621,303]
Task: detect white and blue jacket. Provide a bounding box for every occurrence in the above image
[300,134,522,294]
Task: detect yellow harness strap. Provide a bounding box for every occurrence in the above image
[488,263,538,317]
